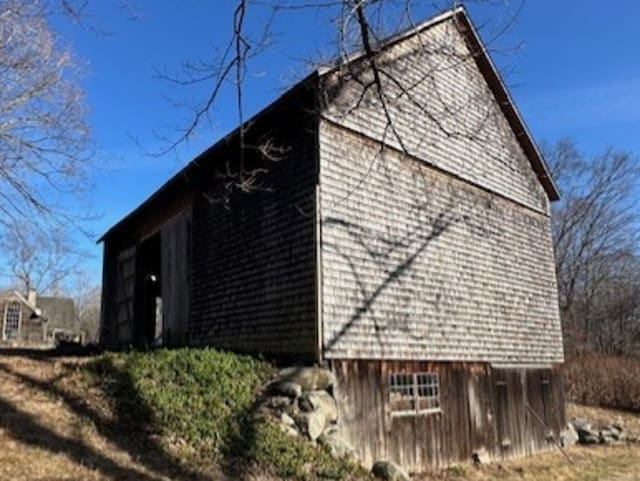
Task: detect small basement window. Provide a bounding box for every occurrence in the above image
[389,372,441,416]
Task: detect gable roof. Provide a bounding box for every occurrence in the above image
[0,290,39,314]
[100,7,558,243]
[38,296,77,329]
[317,6,559,201]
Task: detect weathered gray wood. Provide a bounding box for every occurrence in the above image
[111,245,135,345]
[161,210,191,346]
[318,122,563,364]
[321,17,550,215]
[188,92,319,359]
[332,359,564,473]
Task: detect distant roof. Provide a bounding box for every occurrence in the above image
[99,7,558,243]
[0,290,38,313]
[37,297,76,330]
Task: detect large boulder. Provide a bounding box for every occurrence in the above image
[299,391,339,423]
[561,422,579,448]
[278,367,336,392]
[270,381,302,399]
[571,418,599,445]
[295,411,327,441]
[371,460,411,481]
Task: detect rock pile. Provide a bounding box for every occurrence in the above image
[257,366,356,460]
[257,366,417,480]
[562,418,633,446]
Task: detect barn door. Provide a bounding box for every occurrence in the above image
[161,210,191,346]
[494,375,510,455]
[113,245,136,345]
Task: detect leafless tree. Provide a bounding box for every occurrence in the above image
[0,0,90,231]
[156,0,520,204]
[67,270,101,343]
[0,221,85,295]
[546,139,640,355]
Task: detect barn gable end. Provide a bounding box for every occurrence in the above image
[316,8,565,469]
[321,9,554,215]
[318,10,563,364]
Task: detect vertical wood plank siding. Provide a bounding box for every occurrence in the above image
[332,359,565,473]
[188,99,319,358]
[161,211,191,346]
[100,191,193,348]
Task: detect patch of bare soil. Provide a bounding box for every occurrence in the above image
[0,351,224,481]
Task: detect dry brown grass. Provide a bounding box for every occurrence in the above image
[416,404,640,481]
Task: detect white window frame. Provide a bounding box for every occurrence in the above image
[3,301,22,341]
[389,372,441,417]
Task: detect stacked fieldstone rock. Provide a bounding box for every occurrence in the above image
[258,366,357,461]
[562,418,637,446]
[258,366,414,481]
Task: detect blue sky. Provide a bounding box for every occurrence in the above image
[54,1,640,280]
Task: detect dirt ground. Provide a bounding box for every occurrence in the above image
[1,352,640,481]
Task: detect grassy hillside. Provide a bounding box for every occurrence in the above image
[84,348,367,480]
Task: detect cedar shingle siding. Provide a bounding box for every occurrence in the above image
[317,15,562,364]
[318,122,562,363]
[188,99,319,358]
[322,19,550,215]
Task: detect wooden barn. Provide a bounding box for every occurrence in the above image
[99,7,565,471]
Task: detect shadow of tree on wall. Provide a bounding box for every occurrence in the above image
[324,210,459,351]
[0,356,220,481]
[322,170,473,353]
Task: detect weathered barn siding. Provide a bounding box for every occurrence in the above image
[161,210,191,346]
[318,119,563,363]
[321,17,549,215]
[101,184,193,349]
[332,359,565,472]
[188,92,319,359]
[109,244,136,345]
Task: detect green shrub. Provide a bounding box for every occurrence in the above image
[241,418,368,481]
[86,348,273,458]
[85,348,367,480]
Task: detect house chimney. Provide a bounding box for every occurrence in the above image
[27,289,37,306]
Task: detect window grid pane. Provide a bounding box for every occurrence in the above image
[390,372,440,415]
[5,302,20,339]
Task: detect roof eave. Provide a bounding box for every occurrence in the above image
[452,9,560,201]
[97,71,320,243]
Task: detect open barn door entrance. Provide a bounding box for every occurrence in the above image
[134,233,162,348]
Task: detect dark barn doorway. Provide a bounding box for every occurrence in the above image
[134,233,162,348]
